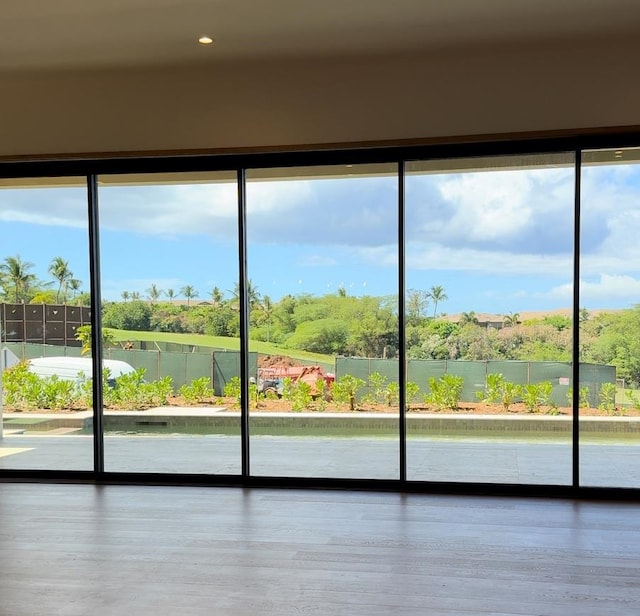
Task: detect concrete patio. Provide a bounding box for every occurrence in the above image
[1,411,638,487]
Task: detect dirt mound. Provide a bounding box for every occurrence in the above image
[258,354,301,368]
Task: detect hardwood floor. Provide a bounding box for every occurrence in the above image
[0,483,638,615]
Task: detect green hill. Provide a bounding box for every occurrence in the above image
[109,329,334,365]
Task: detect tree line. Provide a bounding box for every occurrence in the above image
[0,255,87,305]
[3,254,640,386]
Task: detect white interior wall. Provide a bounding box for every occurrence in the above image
[1,37,638,158]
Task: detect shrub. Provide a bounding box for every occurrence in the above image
[291,381,313,411]
[102,300,152,331]
[521,381,554,413]
[598,382,617,414]
[223,376,241,408]
[281,377,294,401]
[365,371,388,404]
[332,374,366,410]
[500,381,521,412]
[107,369,173,410]
[406,381,420,404]
[626,389,640,411]
[386,381,399,406]
[380,381,419,408]
[477,373,505,404]
[566,386,591,409]
[425,374,463,410]
[315,378,328,411]
[2,361,83,410]
[477,373,523,411]
[179,377,214,403]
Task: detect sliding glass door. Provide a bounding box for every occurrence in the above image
[97,172,242,474]
[0,177,93,470]
[405,154,575,484]
[580,148,640,488]
[246,164,400,478]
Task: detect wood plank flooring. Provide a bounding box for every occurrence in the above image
[0,483,639,615]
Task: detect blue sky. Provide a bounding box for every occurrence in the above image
[0,161,638,315]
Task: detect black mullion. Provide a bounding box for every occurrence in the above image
[571,150,582,488]
[237,169,250,477]
[572,151,582,488]
[87,174,105,475]
[398,162,407,482]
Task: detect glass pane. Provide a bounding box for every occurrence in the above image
[580,148,640,488]
[246,164,399,479]
[405,153,574,484]
[0,177,93,470]
[97,171,241,474]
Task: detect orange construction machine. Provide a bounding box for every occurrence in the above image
[256,365,335,398]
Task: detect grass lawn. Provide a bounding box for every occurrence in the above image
[109,329,334,366]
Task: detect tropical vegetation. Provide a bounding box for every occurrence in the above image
[5,253,640,387]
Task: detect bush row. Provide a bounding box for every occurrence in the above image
[2,361,215,411]
[2,363,620,414]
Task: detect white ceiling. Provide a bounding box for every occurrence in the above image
[2,0,640,72]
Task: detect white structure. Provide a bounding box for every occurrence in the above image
[27,357,136,387]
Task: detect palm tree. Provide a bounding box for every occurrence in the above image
[146,283,162,303]
[406,289,429,325]
[579,307,590,323]
[48,256,73,303]
[261,294,274,342]
[130,291,140,301]
[460,311,479,326]
[181,285,198,307]
[231,279,260,309]
[166,288,176,301]
[503,312,520,327]
[75,325,116,356]
[0,255,36,303]
[69,278,82,299]
[428,285,448,318]
[210,286,224,305]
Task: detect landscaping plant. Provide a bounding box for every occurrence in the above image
[598,382,617,414]
[477,373,506,404]
[223,376,242,408]
[520,381,554,413]
[566,386,591,409]
[332,374,366,411]
[365,371,388,404]
[425,374,463,410]
[178,377,214,403]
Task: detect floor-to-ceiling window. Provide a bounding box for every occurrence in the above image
[97,172,242,474]
[0,177,93,470]
[405,154,575,484]
[0,140,639,494]
[246,164,400,478]
[580,148,640,488]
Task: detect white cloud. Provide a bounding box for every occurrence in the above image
[546,274,640,304]
[99,183,239,237]
[580,274,640,302]
[405,243,572,276]
[0,187,87,228]
[437,171,535,241]
[3,164,640,284]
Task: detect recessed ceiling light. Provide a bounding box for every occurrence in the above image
[198,35,214,45]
